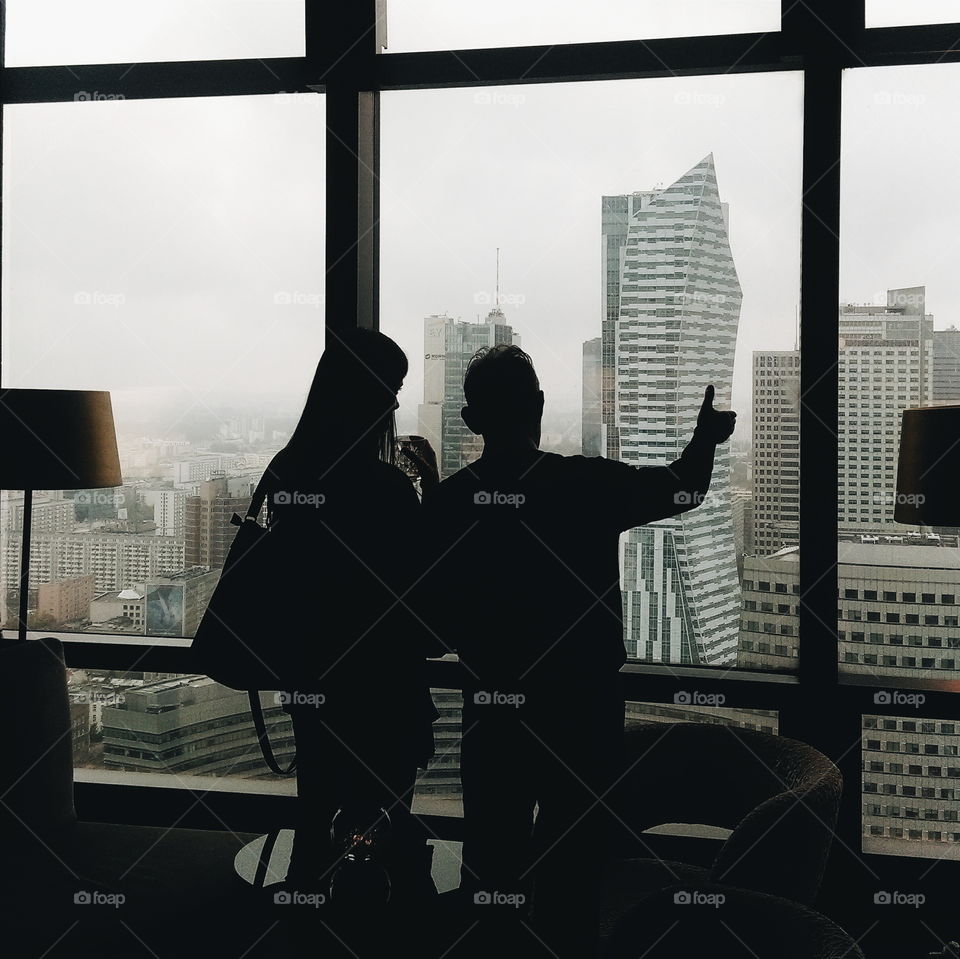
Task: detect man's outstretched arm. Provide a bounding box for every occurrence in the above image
[608,385,737,529]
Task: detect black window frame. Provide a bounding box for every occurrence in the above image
[2,0,960,886]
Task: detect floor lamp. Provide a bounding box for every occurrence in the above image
[0,389,122,642]
[895,404,960,528]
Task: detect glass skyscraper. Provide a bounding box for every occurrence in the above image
[418,309,519,479]
[609,154,742,665]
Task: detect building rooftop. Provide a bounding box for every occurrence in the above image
[838,543,960,570]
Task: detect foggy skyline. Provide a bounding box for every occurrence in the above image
[3,26,960,450]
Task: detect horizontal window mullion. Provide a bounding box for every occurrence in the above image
[1,58,317,106]
[374,32,792,91]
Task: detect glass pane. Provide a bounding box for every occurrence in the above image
[866,0,960,28]
[862,712,960,860]
[381,74,803,672]
[410,693,779,821]
[4,0,305,67]
[840,64,960,690]
[70,668,296,792]
[384,0,780,54]
[1,93,325,639]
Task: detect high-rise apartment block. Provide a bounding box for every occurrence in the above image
[753,350,800,554]
[838,542,960,683]
[185,475,253,569]
[839,287,933,532]
[933,326,960,403]
[582,336,602,457]
[418,310,518,478]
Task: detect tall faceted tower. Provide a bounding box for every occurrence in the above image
[614,154,742,666]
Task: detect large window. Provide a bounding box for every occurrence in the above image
[381,73,802,673]
[839,64,960,691]
[69,668,296,793]
[4,0,305,66]
[1,93,325,641]
[4,1,960,901]
[383,0,780,53]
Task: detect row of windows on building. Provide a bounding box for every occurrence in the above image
[864,825,960,842]
[840,611,960,626]
[844,630,960,645]
[739,638,796,657]
[844,652,958,669]
[841,589,956,604]
[741,621,796,637]
[742,579,799,594]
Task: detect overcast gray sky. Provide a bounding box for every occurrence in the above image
[2,5,958,446]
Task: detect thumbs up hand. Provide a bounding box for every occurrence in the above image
[697,385,737,444]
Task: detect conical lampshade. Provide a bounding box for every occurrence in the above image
[0,389,121,490]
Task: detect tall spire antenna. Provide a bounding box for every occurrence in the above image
[794,304,800,352]
[495,247,500,308]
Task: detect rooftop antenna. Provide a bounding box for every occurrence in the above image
[495,247,500,308]
[794,304,800,352]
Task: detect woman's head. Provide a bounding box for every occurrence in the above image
[288,328,408,464]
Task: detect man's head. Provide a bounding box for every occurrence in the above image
[461,344,544,446]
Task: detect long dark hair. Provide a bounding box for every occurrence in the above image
[285,327,408,467]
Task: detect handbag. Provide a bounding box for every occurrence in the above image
[191,474,297,775]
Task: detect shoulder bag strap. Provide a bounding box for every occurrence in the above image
[248,690,297,776]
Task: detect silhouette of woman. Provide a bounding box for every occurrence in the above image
[263,328,438,901]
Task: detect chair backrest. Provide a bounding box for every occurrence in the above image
[616,721,842,905]
[0,638,76,849]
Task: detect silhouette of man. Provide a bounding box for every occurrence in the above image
[417,344,735,956]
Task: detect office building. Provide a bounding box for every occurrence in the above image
[141,489,187,537]
[582,336,602,456]
[838,287,934,533]
[863,713,960,860]
[101,675,295,778]
[753,350,800,554]
[614,154,742,665]
[933,326,960,403]
[839,542,960,683]
[185,475,251,569]
[418,310,518,478]
[738,548,800,672]
[37,574,96,626]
